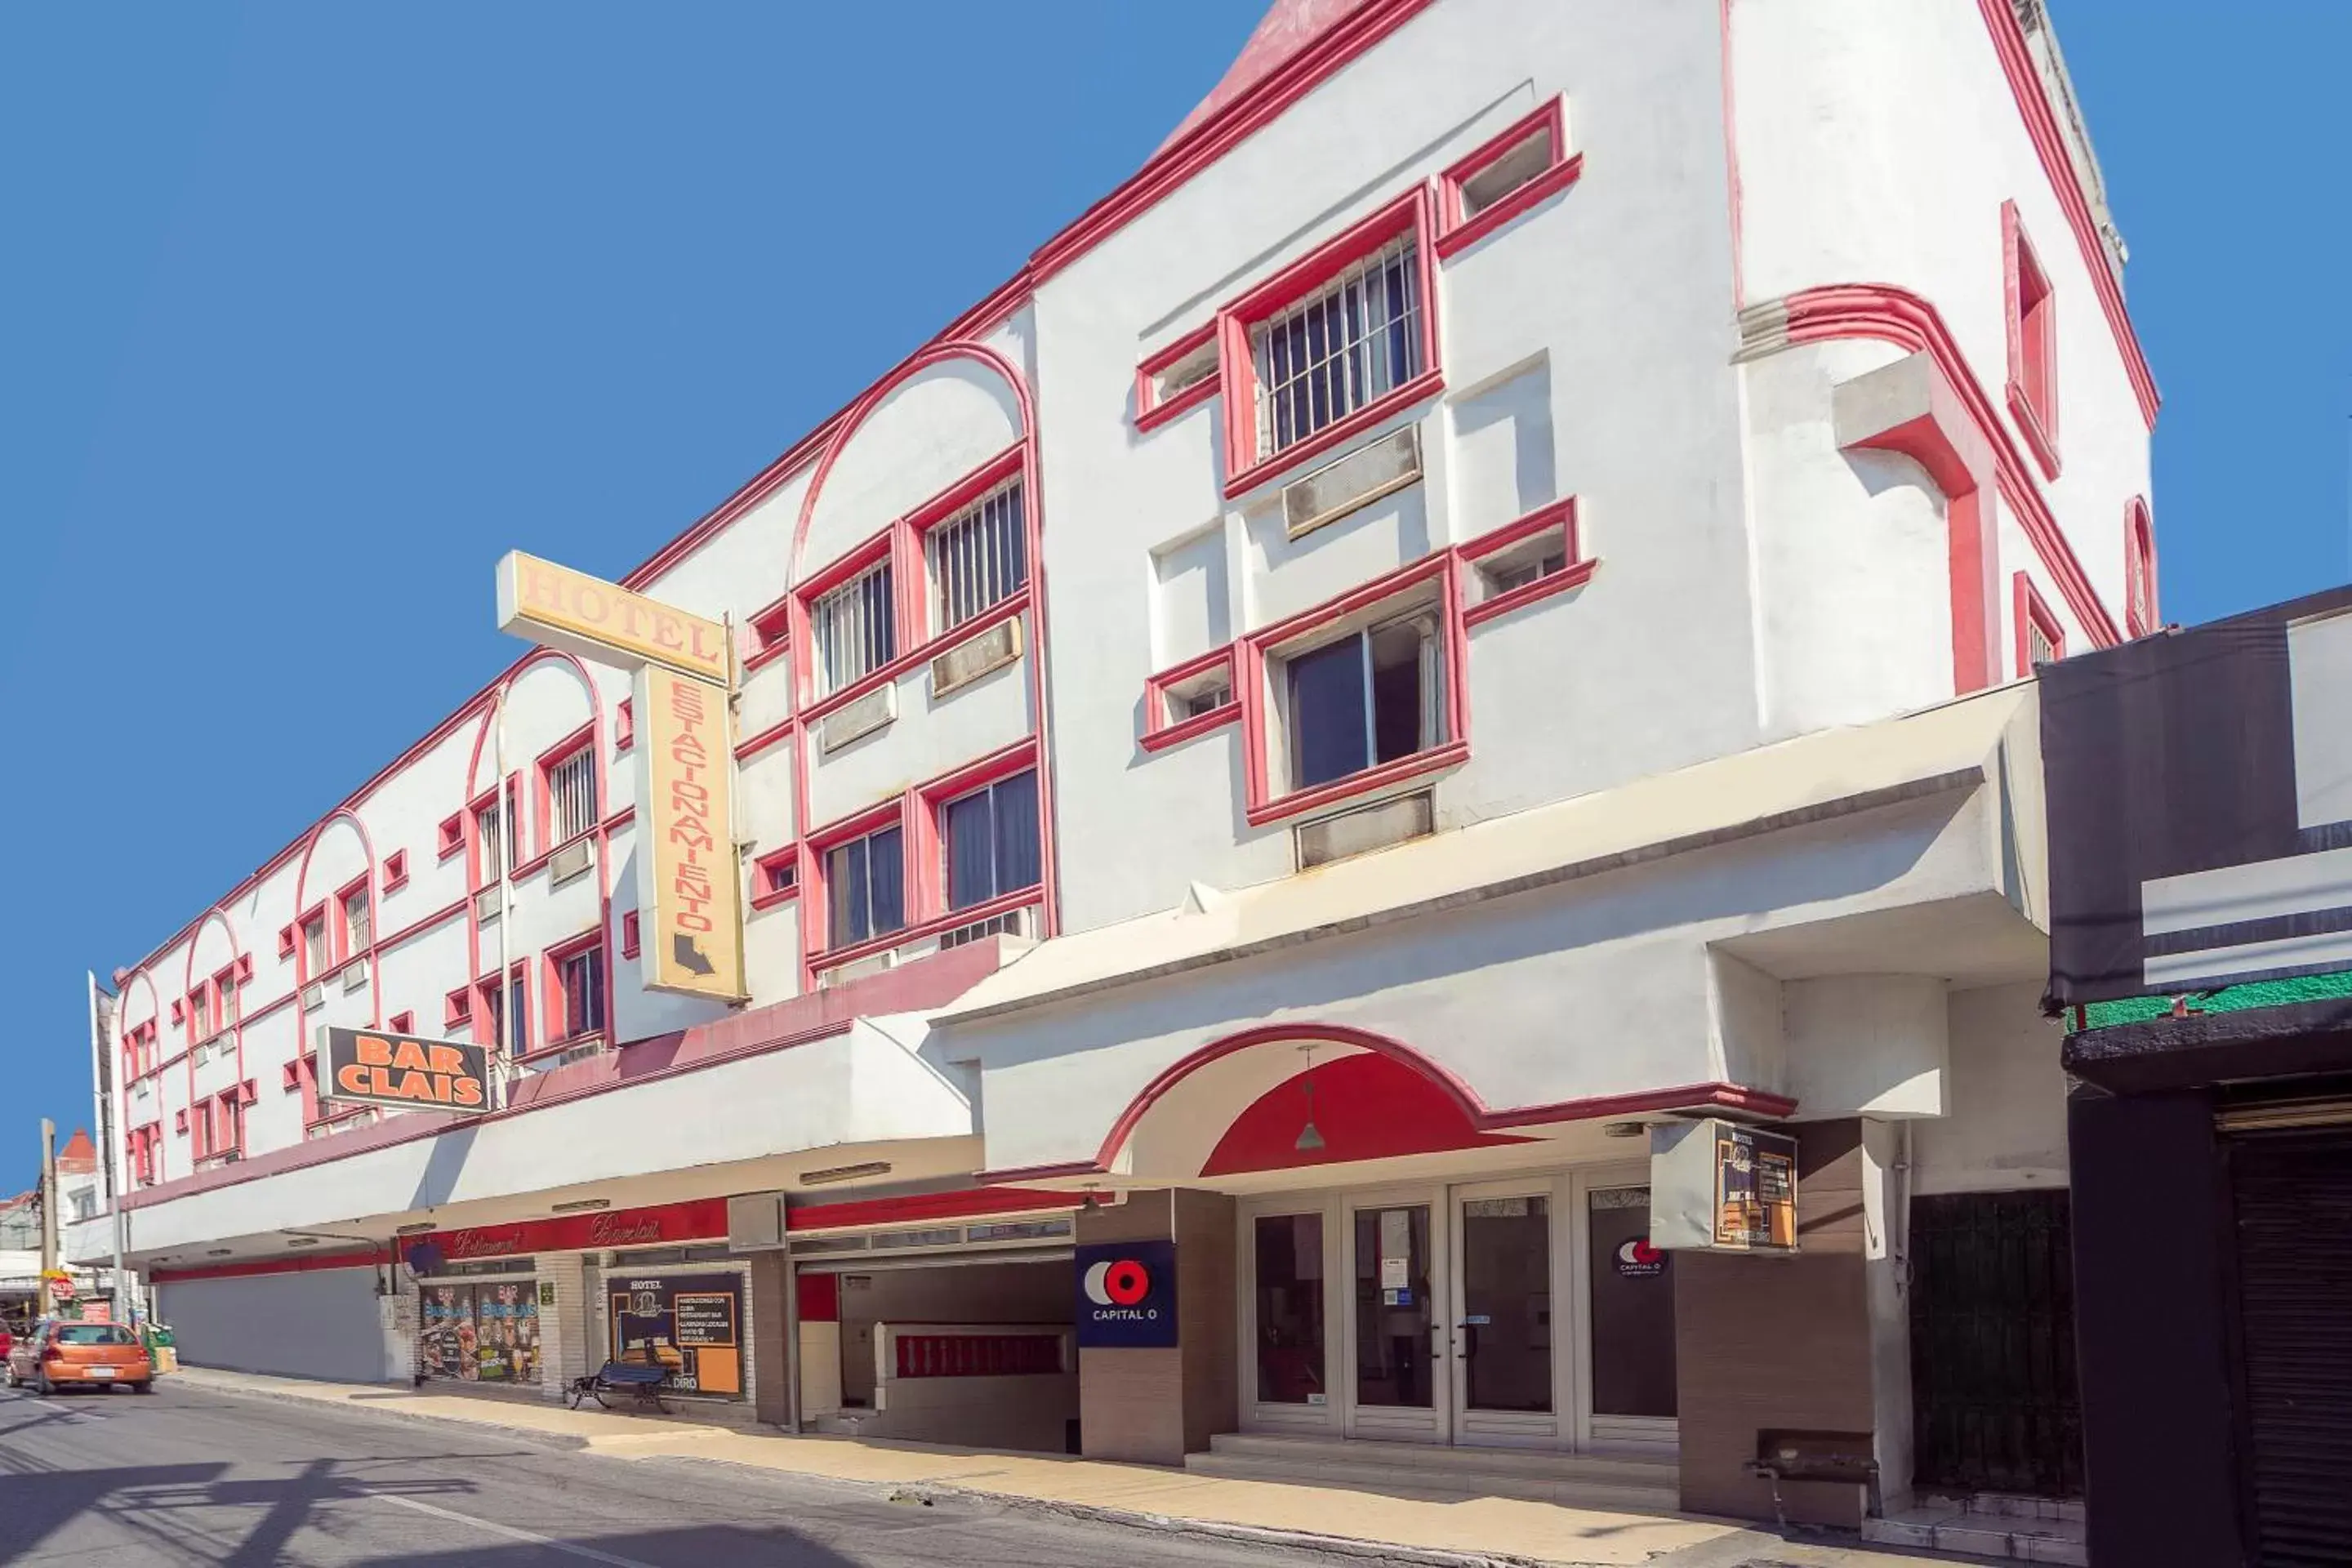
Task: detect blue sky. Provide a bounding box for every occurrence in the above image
[2,2,2345,1157]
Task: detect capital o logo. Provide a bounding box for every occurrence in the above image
[1083,1257,1152,1307]
[1615,1237,1665,1276]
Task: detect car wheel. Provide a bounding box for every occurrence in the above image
[131,1380,154,1395]
[33,1373,52,1397]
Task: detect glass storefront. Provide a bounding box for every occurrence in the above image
[1460,1194,1552,1414]
[1586,1186,1676,1419]
[1352,1204,1433,1409]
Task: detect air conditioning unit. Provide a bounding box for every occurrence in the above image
[1283,425,1422,540]
[549,838,594,888]
[474,888,501,922]
[1296,789,1434,869]
[930,617,1023,698]
[727,1192,785,1252]
[549,1038,605,1069]
[819,682,895,753]
[301,982,327,1013]
[817,949,898,988]
[341,957,370,994]
[938,906,1036,950]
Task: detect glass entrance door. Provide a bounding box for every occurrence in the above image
[1344,1196,1448,1441]
[1450,1185,1558,1446]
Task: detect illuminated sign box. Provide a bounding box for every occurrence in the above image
[1648,1119,1799,1254]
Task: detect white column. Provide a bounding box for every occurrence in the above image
[538,1254,590,1401]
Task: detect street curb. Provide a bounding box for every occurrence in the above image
[164,1371,594,1453]
[183,1372,1594,1568]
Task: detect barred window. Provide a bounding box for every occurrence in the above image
[1252,234,1423,456]
[342,885,372,954]
[813,561,896,695]
[548,746,597,843]
[929,481,1027,630]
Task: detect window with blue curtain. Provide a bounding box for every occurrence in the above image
[945,769,1040,912]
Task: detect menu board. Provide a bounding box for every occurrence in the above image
[609,1275,743,1398]
[1713,1125,1799,1250]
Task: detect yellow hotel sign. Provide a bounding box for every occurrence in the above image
[634,662,745,1000]
[496,550,729,684]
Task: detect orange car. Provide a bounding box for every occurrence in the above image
[3,1318,154,1394]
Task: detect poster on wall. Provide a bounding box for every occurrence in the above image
[608,1275,743,1398]
[1648,1120,1800,1254]
[421,1285,479,1381]
[475,1282,541,1383]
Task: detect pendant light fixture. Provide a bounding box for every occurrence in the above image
[1294,1045,1325,1152]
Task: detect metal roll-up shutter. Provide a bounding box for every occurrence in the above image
[2229,1128,2352,1566]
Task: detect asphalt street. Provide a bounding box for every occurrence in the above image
[0,1380,1386,1567]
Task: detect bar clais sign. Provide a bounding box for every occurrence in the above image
[495,550,746,1002]
[326,1027,490,1116]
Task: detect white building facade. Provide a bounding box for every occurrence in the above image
[87,0,2152,1535]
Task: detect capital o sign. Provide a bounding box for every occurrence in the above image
[1075,1240,1178,1349]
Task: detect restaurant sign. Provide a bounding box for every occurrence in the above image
[403,1196,732,1270]
[324,1027,489,1116]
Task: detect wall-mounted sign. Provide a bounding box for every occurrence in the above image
[496,550,729,684]
[2043,586,2352,1003]
[1076,1239,1178,1348]
[1648,1119,1799,1254]
[324,1027,489,1116]
[635,662,745,1000]
[403,1196,730,1270]
[608,1274,743,1398]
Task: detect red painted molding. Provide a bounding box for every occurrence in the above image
[979,1022,1797,1184]
[2001,200,2061,481]
[1975,0,2158,428]
[1459,497,1597,630]
[1134,323,1220,433]
[2012,570,2066,679]
[153,1247,389,1285]
[1435,97,1581,260]
[2123,495,2158,638]
[787,1185,1075,1235]
[1218,186,1445,499]
[122,941,1011,1214]
[1781,283,2120,651]
[733,715,798,763]
[1140,644,1241,754]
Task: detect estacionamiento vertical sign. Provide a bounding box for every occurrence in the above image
[496,550,745,1001]
[635,662,744,999]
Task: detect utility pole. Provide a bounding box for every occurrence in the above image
[38,1119,58,1317]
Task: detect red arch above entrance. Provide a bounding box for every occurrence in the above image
[1201,1052,1534,1177]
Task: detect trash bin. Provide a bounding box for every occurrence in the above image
[145,1324,178,1374]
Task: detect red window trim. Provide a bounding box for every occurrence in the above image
[1134,323,1220,433]
[1459,497,1597,629]
[1217,186,1445,499]
[1434,96,1582,260]
[476,960,529,1058]
[296,904,328,985]
[2002,200,2060,481]
[746,595,794,672]
[2123,497,2158,638]
[1140,645,1241,753]
[803,739,1043,969]
[388,1010,415,1036]
[614,697,635,753]
[619,911,642,958]
[2013,571,2068,678]
[902,444,1027,647]
[381,849,409,893]
[444,985,473,1031]
[536,723,598,853]
[332,874,372,964]
[1236,551,1472,826]
[278,924,297,959]
[468,777,519,892]
[544,928,607,1047]
[751,848,801,911]
[436,813,466,861]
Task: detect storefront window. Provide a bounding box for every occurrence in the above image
[1587,1186,1676,1417]
[419,1280,541,1383]
[1254,1213,1325,1405]
[608,1274,745,1398]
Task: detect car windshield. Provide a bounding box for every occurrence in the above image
[54,1324,136,1345]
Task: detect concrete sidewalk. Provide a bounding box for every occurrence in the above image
[163,1365,1991,1567]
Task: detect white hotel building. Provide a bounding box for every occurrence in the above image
[81,0,2155,1539]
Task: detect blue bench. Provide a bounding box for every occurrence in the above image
[568,1360,670,1413]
